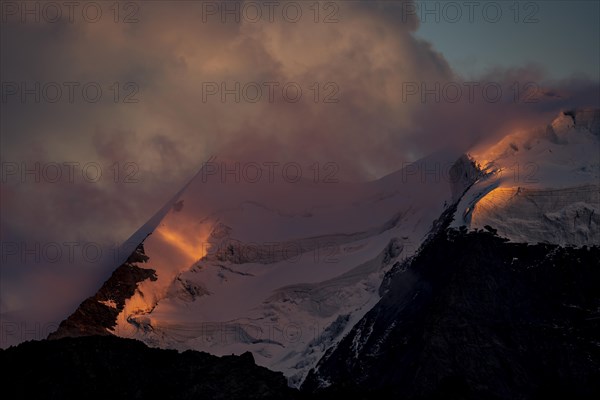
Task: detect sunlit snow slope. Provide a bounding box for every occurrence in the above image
[51,109,598,387]
[454,109,599,245]
[110,151,477,386]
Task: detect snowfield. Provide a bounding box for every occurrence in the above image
[58,110,598,387]
[455,109,599,246]
[110,149,470,385]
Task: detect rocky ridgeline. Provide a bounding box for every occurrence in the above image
[48,244,157,339]
[1,335,297,399]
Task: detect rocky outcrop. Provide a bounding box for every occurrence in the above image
[48,243,157,339]
[448,154,481,202]
[562,108,600,137]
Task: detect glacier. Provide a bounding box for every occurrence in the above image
[50,109,599,387]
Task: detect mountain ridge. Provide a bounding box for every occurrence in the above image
[48,109,599,392]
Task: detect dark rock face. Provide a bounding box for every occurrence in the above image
[0,335,297,399]
[448,154,481,202]
[303,228,600,399]
[48,244,157,339]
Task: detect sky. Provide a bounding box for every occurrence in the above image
[415,0,600,80]
[1,0,599,347]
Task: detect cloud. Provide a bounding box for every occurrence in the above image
[0,0,598,346]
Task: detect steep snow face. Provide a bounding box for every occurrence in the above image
[109,152,467,386]
[454,110,600,246]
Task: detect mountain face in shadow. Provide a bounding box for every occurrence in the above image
[1,335,298,400]
[303,227,600,399]
[8,228,599,400]
[30,110,600,399]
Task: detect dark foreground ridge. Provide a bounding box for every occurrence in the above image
[10,228,600,399]
[1,335,298,399]
[303,228,600,399]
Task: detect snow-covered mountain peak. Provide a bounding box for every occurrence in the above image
[455,110,599,245]
[50,110,598,388]
[51,149,476,386]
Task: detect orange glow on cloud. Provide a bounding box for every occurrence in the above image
[114,217,212,336]
[155,224,207,263]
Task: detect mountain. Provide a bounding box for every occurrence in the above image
[1,335,297,399]
[50,110,599,395]
[51,147,477,386]
[301,222,600,399]
[301,109,600,397]
[454,109,599,245]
